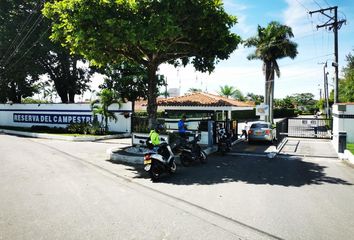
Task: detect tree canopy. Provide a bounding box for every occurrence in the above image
[339,50,354,102]
[43,0,241,127]
[0,0,93,103]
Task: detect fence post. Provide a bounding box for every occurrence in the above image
[208,120,214,147]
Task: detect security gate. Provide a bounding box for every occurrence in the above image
[276,117,332,147]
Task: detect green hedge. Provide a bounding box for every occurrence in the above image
[231,109,257,120]
[274,108,297,118]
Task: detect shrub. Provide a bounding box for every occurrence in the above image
[273,108,297,118]
[67,122,91,134]
[30,125,67,133]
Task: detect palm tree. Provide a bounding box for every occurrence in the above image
[245,21,298,123]
[91,89,122,132]
[218,85,237,98]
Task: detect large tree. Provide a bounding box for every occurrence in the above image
[0,0,46,103]
[98,62,165,113]
[38,46,93,103]
[339,51,354,102]
[245,21,298,123]
[0,0,93,103]
[43,0,241,127]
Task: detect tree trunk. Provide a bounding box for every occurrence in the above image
[131,100,135,133]
[146,65,158,129]
[270,77,274,124]
[264,61,272,122]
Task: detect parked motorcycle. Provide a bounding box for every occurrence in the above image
[176,132,207,167]
[142,139,177,182]
[218,136,231,156]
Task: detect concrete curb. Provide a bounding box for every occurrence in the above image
[108,144,219,165]
[0,128,130,142]
[339,150,354,165]
[276,137,288,154]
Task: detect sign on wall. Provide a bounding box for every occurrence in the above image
[13,113,93,124]
[256,104,269,116]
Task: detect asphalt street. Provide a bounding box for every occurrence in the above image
[1,133,354,240]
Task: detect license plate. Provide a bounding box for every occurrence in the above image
[256,132,262,135]
[144,164,151,171]
[144,160,151,164]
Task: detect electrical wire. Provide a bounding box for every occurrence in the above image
[312,0,323,9]
[0,3,43,65]
[321,0,331,8]
[294,0,310,12]
[2,15,44,68]
[0,26,50,76]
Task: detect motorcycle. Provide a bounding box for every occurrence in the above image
[142,139,177,182]
[218,135,231,156]
[176,132,207,167]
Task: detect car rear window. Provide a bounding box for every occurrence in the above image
[251,123,269,128]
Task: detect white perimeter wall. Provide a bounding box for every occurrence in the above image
[0,103,132,133]
[332,104,354,151]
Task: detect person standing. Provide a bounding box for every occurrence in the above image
[178,115,187,138]
[240,121,249,140]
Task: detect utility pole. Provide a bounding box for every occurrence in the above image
[309,6,346,104]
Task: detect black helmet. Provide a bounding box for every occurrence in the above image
[155,124,164,132]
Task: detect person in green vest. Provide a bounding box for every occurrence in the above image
[149,124,164,151]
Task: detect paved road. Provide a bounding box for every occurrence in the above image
[1,134,354,240]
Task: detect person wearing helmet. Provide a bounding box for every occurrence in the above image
[149,124,164,151]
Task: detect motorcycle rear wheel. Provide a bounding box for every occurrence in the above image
[150,165,160,182]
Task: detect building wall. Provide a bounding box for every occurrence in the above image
[332,103,354,151]
[0,103,132,133]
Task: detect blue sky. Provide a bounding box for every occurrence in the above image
[158,0,354,99]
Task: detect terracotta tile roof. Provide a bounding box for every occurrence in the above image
[157,92,255,107]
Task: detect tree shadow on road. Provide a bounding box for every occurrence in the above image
[160,156,353,187]
[107,155,353,187]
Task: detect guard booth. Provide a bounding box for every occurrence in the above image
[157,92,254,145]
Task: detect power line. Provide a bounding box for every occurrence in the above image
[0,3,43,65]
[2,15,44,68]
[321,0,331,8]
[309,6,347,103]
[294,0,310,12]
[312,0,323,9]
[0,26,50,76]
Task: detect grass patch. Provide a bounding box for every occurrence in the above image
[347,143,354,154]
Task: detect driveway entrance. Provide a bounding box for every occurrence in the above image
[279,138,338,158]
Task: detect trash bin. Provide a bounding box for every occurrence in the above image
[338,131,347,153]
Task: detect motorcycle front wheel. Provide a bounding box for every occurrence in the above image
[199,150,208,164]
[169,161,177,173]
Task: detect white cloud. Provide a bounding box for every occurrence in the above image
[223,0,253,36]
[282,0,316,37]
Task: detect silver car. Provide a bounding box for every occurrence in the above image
[248,121,275,144]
